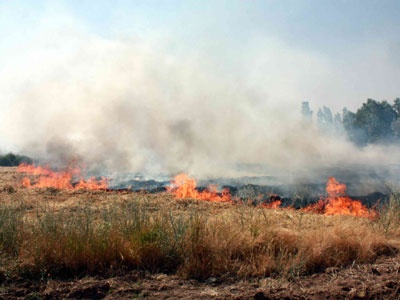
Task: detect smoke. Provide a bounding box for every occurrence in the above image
[1,7,400,184]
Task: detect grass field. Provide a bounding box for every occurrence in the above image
[1,166,399,286]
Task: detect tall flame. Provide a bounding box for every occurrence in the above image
[17,163,108,190]
[324,177,376,218]
[303,177,376,219]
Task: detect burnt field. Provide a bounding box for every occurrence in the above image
[0,166,400,299]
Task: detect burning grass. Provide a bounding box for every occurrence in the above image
[168,173,377,218]
[17,163,108,190]
[0,167,399,283]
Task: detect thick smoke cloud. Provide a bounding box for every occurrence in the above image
[1,10,400,185]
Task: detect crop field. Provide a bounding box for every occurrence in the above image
[0,167,399,299]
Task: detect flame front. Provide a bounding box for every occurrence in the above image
[303,177,376,219]
[324,177,376,218]
[167,173,232,203]
[168,174,376,218]
[261,200,282,209]
[18,164,376,217]
[17,163,108,190]
[17,163,52,176]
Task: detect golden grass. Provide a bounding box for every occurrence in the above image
[0,167,399,281]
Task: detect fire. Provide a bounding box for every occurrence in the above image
[17,163,108,190]
[168,174,376,218]
[167,173,232,202]
[17,163,52,176]
[261,200,282,209]
[326,177,346,198]
[324,177,376,218]
[17,164,375,217]
[260,193,282,209]
[303,177,377,219]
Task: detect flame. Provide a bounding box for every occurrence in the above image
[260,193,282,209]
[324,177,376,218]
[302,199,325,214]
[303,177,376,219]
[326,177,346,197]
[75,177,108,190]
[17,164,375,217]
[17,163,108,190]
[17,163,52,176]
[261,200,282,209]
[168,174,376,218]
[167,173,232,203]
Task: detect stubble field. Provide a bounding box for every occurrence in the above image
[0,167,399,299]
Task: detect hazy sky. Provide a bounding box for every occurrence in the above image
[1,1,400,110]
[1,0,400,174]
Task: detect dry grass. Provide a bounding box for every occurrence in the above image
[0,167,399,282]
[177,207,397,280]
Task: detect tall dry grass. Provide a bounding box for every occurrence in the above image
[0,191,398,281]
[375,190,400,237]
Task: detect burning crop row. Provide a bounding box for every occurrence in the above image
[166,173,232,202]
[17,163,108,190]
[17,163,376,218]
[6,164,396,284]
[168,173,377,219]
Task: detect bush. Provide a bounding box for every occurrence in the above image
[0,153,33,166]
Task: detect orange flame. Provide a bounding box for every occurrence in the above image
[260,193,282,209]
[17,163,52,176]
[261,200,282,209]
[167,173,232,203]
[303,177,376,219]
[324,177,376,218]
[17,163,108,190]
[168,174,376,218]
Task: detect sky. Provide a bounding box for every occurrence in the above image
[0,1,400,175]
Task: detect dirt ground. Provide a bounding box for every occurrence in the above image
[1,254,399,299]
[0,167,399,299]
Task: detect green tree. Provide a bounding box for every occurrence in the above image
[392,98,400,115]
[355,99,397,144]
[342,107,364,145]
[0,153,33,166]
[391,118,400,138]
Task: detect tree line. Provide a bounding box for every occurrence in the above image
[302,98,400,146]
[0,153,33,166]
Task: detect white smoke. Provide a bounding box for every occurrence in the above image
[1,7,400,182]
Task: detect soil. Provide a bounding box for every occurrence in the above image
[0,167,399,299]
[1,254,399,299]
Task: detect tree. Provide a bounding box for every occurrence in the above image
[353,99,397,144]
[317,106,334,132]
[391,98,400,139]
[333,112,343,131]
[0,153,33,166]
[393,98,400,115]
[342,107,365,145]
[391,118,400,138]
[301,101,313,121]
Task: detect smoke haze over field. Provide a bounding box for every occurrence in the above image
[1,1,400,180]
